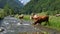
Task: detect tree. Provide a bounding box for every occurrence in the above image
[20,0,60,15]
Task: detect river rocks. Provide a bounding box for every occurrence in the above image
[0,16,42,34]
[0,28,5,32]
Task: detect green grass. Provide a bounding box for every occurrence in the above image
[14,14,31,20]
[47,16,60,31]
[23,15,30,20]
[14,13,60,31]
[23,15,60,31]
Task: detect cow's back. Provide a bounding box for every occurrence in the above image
[36,15,49,23]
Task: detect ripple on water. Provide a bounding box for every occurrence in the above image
[17,23,30,26]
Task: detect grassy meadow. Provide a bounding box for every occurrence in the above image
[14,12,60,31]
[48,16,60,30]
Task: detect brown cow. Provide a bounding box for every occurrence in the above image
[19,14,24,19]
[19,14,24,24]
[30,14,49,25]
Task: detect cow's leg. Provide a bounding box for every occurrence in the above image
[33,22,38,25]
[47,21,50,26]
[34,20,42,25]
[20,19,23,24]
[33,20,40,25]
[44,19,50,26]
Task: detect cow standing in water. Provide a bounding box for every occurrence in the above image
[30,13,49,25]
[19,14,24,24]
[19,14,24,19]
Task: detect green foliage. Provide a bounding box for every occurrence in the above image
[0,0,23,14]
[4,3,14,15]
[0,3,15,19]
[14,14,30,20]
[49,16,60,30]
[23,15,30,20]
[0,9,5,18]
[14,14,19,19]
[20,0,60,15]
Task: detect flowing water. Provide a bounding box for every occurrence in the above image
[0,16,40,34]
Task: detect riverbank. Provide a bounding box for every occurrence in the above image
[14,14,60,31]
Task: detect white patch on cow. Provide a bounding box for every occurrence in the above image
[33,15,38,18]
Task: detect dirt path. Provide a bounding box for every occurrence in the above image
[34,25,60,34]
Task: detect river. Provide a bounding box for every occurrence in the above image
[0,16,40,34]
[0,19,3,26]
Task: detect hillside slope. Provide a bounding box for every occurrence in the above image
[20,0,60,14]
[0,0,23,11]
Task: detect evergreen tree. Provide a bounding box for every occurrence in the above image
[20,0,60,15]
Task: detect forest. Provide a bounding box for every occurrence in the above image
[0,0,23,19]
[0,0,60,18]
[20,0,60,15]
